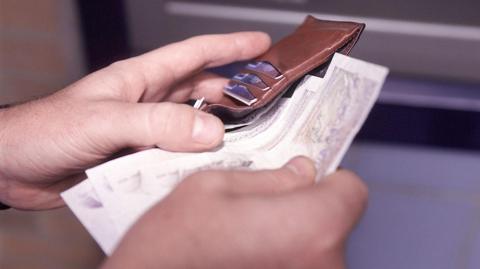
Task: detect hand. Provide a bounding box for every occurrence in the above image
[104,157,368,269]
[0,32,271,210]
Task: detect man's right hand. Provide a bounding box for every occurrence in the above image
[103,157,367,269]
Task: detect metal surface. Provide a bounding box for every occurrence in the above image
[124,1,480,83]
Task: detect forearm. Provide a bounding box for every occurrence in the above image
[0,106,11,208]
[0,105,9,178]
[0,102,21,202]
[0,104,9,142]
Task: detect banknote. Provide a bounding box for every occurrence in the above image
[61,179,120,253]
[61,53,388,254]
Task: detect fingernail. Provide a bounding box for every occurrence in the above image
[285,156,316,178]
[286,163,303,176]
[192,113,222,145]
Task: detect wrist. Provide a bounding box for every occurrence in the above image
[0,202,10,210]
[0,107,11,209]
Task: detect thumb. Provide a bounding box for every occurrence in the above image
[308,170,368,238]
[97,102,224,152]
[215,156,317,195]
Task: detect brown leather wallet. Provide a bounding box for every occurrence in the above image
[200,15,365,123]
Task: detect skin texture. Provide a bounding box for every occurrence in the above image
[103,157,367,269]
[0,31,368,268]
[0,32,272,210]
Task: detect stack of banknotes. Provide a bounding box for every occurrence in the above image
[62,53,389,254]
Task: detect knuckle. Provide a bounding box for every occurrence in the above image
[108,59,128,70]
[142,104,163,144]
[107,60,130,82]
[270,170,300,190]
[271,166,310,190]
[184,35,208,51]
[337,170,369,205]
[311,232,343,255]
[279,202,342,255]
[155,103,196,138]
[231,34,248,58]
[355,179,369,205]
[104,59,144,99]
[337,169,361,181]
[179,170,226,194]
[186,35,205,44]
[110,59,143,82]
[303,208,346,253]
[187,34,216,44]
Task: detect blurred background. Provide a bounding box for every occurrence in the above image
[1,0,480,268]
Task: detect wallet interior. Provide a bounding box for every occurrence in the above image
[200,16,365,124]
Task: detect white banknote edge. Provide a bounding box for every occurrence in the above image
[324,53,389,174]
[103,152,256,238]
[61,179,120,254]
[62,54,388,254]
[223,75,323,151]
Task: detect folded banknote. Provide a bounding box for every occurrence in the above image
[62,53,388,254]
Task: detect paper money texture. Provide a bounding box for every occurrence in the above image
[61,53,388,254]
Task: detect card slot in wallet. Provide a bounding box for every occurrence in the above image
[231,73,270,91]
[223,83,257,106]
[237,68,280,88]
[201,15,365,123]
[245,61,283,79]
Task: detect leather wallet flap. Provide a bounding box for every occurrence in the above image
[201,16,365,122]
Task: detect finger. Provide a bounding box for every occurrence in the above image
[165,72,227,103]
[91,102,224,152]
[101,32,271,102]
[320,170,369,226]
[293,170,368,239]
[221,156,317,195]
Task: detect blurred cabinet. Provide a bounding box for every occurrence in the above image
[125,0,480,83]
[0,0,85,104]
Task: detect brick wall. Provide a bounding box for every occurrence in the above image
[0,1,104,268]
